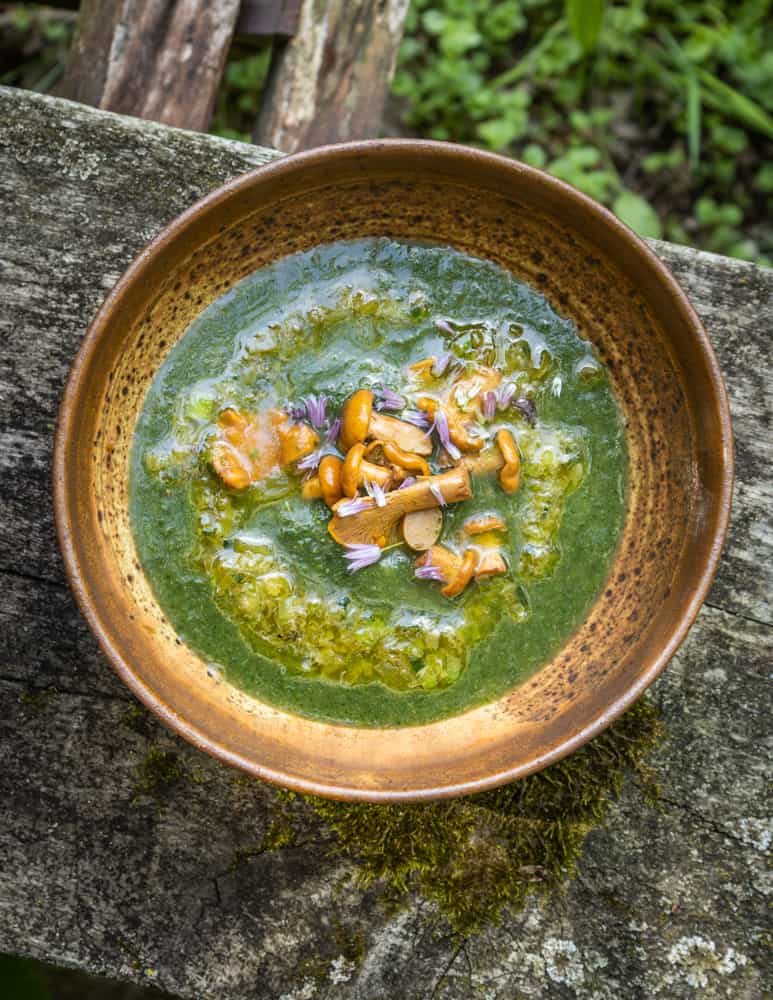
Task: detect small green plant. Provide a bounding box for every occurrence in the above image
[393,0,772,264]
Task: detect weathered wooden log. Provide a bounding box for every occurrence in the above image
[56,0,242,131]
[0,88,771,999]
[253,0,410,152]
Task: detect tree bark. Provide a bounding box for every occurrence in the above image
[253,0,410,152]
[56,0,241,132]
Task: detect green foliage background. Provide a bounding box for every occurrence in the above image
[391,0,773,263]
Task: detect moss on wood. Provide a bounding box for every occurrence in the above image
[303,699,664,935]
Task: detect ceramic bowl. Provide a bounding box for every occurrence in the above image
[53,141,732,800]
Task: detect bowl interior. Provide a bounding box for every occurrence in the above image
[55,143,731,800]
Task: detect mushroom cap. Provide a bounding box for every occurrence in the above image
[339,389,374,451]
[318,455,343,507]
[341,443,366,497]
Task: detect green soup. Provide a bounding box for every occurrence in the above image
[130,239,626,727]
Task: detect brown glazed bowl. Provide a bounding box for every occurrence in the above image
[53,141,732,801]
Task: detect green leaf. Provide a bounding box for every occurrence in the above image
[686,72,701,170]
[698,69,773,140]
[613,191,663,239]
[566,0,605,55]
[477,117,523,149]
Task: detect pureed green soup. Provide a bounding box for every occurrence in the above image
[130,239,627,727]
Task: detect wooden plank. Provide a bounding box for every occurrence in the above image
[236,0,303,38]
[56,0,242,131]
[253,0,410,152]
[0,88,771,998]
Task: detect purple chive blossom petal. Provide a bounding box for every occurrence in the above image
[514,397,537,426]
[431,409,461,461]
[482,390,497,421]
[304,394,328,428]
[296,450,322,472]
[415,555,445,582]
[497,383,516,410]
[431,352,452,377]
[398,476,417,490]
[343,543,382,573]
[403,409,432,430]
[435,318,455,337]
[376,386,405,411]
[337,496,370,517]
[429,482,447,507]
[288,402,307,421]
[364,479,387,508]
[326,417,341,444]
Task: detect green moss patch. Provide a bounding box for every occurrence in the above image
[302,699,663,935]
[132,746,187,805]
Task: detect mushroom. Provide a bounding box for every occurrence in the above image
[402,508,443,551]
[459,446,504,477]
[495,429,521,494]
[277,420,319,466]
[413,544,479,598]
[301,455,344,507]
[442,549,479,597]
[474,548,507,580]
[449,368,501,417]
[339,389,432,455]
[417,396,484,453]
[341,443,393,497]
[464,514,507,536]
[379,440,431,477]
[328,467,472,548]
[416,544,461,582]
[211,408,284,489]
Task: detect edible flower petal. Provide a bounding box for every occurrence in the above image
[326,417,341,443]
[337,496,370,517]
[364,479,387,507]
[431,352,452,377]
[482,390,497,421]
[397,476,417,490]
[429,482,447,507]
[415,551,445,582]
[497,383,516,410]
[403,409,432,430]
[376,386,405,411]
[296,449,322,472]
[514,397,537,426]
[343,543,382,573]
[304,394,328,428]
[430,409,461,461]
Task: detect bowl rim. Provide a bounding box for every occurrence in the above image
[53,139,734,800]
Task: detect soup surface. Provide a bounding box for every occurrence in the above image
[130,239,627,726]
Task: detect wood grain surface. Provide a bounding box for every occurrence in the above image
[0,88,770,999]
[56,0,242,132]
[253,0,410,152]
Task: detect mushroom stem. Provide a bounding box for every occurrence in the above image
[342,443,393,497]
[474,548,507,580]
[380,440,431,477]
[328,467,472,548]
[495,429,521,494]
[442,549,479,598]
